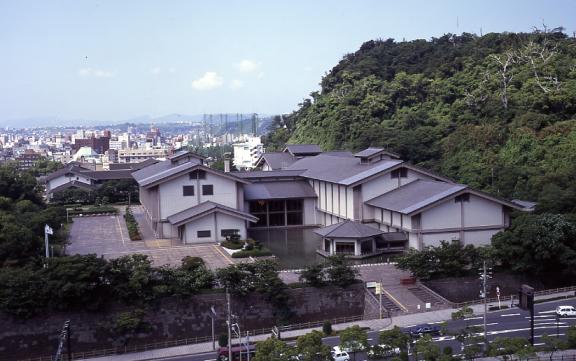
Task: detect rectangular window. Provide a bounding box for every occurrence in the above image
[183,185,195,196]
[221,229,239,237]
[189,170,206,180]
[197,230,211,238]
[202,184,214,195]
[391,168,408,179]
[268,213,285,227]
[286,199,303,211]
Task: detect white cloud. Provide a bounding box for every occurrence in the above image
[78,67,114,78]
[236,59,260,73]
[229,79,244,90]
[151,67,162,75]
[191,72,224,90]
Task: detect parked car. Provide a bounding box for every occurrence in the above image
[408,324,441,337]
[556,305,576,317]
[331,347,351,361]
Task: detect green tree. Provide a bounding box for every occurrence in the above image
[414,335,441,361]
[324,255,358,287]
[541,334,567,361]
[254,337,296,361]
[340,325,369,360]
[296,330,332,361]
[378,326,411,352]
[106,254,156,302]
[566,325,576,348]
[489,337,534,361]
[299,263,326,287]
[492,213,576,276]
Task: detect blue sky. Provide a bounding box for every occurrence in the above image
[1,0,575,123]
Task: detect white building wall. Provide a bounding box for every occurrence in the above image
[463,229,501,247]
[159,172,238,219]
[183,214,217,243]
[422,232,460,247]
[421,199,462,229]
[463,195,503,227]
[303,198,317,225]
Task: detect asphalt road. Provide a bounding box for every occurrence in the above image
[156,298,576,361]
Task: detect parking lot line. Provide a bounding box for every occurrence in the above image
[115,215,126,244]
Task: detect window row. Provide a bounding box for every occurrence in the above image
[183,184,214,196]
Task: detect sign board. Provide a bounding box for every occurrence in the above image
[375,283,382,295]
[425,303,431,310]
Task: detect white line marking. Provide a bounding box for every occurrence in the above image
[115,215,126,245]
[464,317,483,321]
[501,313,520,317]
[533,322,567,326]
[469,322,499,327]
[539,310,557,314]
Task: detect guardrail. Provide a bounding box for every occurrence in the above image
[17,315,365,361]
[451,285,576,309]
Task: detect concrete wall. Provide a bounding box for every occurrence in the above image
[0,284,365,360]
[182,212,247,243]
[159,172,238,219]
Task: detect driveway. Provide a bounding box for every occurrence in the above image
[66,214,235,270]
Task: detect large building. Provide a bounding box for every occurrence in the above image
[133,146,528,256]
[232,136,263,170]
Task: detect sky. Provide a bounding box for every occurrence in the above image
[1,0,575,124]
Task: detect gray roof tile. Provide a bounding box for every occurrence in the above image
[284,144,322,155]
[167,201,258,225]
[258,152,296,169]
[314,220,384,238]
[366,180,466,214]
[244,181,317,200]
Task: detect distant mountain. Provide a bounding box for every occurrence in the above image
[0,113,271,129]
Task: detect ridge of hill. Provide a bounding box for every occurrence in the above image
[264,31,576,214]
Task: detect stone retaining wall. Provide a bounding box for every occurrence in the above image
[0,283,364,360]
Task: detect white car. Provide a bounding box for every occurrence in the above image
[331,346,351,361]
[556,305,576,317]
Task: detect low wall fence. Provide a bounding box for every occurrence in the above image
[16,314,365,361]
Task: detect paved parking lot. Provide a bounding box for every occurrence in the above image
[66,215,235,269]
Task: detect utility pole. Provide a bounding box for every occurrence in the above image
[481,260,490,351]
[227,287,232,361]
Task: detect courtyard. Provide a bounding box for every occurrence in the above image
[66,211,235,270]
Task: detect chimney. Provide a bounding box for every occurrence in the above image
[224,152,231,173]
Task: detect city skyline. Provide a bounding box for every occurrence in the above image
[1,0,575,125]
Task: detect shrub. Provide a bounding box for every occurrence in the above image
[124,207,142,241]
[218,333,228,347]
[221,240,243,250]
[231,248,273,258]
[323,321,333,336]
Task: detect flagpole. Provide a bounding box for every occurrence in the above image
[45,228,50,259]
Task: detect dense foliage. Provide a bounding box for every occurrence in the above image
[265,30,576,214]
[124,206,142,240]
[0,254,214,318]
[0,163,67,265]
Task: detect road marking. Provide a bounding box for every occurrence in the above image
[464,316,483,320]
[469,322,499,327]
[500,313,520,317]
[530,315,557,318]
[115,215,126,245]
[533,322,567,326]
[487,325,570,336]
[428,321,446,324]
[539,310,557,314]
[381,287,409,312]
[214,245,235,265]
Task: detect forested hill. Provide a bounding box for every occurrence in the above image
[264,31,576,214]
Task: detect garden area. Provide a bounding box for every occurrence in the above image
[220,236,273,259]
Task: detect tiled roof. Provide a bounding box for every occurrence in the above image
[354,148,400,159]
[167,201,258,226]
[284,144,322,156]
[257,152,296,170]
[244,181,317,200]
[366,180,467,214]
[232,169,305,179]
[285,153,402,185]
[314,220,384,238]
[132,158,249,188]
[48,180,98,194]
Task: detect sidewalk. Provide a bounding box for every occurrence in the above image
[79,291,575,361]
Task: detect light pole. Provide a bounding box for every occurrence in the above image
[226,288,232,361]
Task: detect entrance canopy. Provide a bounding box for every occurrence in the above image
[313,220,384,239]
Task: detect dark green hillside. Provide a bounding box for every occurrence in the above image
[265,30,576,213]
